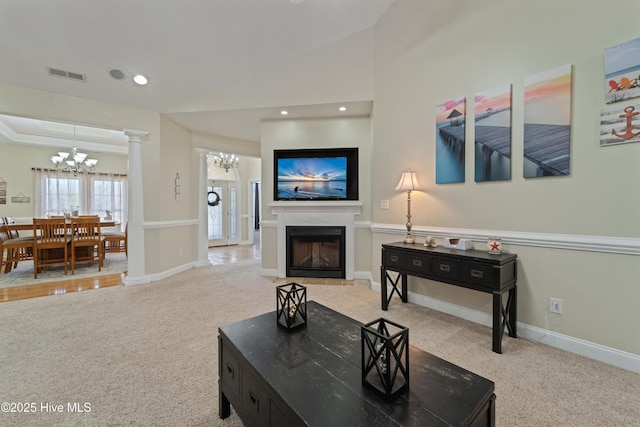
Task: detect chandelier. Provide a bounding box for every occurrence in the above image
[212,152,239,172]
[50,125,98,175]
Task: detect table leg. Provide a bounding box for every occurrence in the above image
[381,266,388,310]
[219,388,230,419]
[401,274,408,303]
[492,291,502,354]
[508,284,517,338]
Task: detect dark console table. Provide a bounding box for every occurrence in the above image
[381,242,517,354]
[219,301,496,426]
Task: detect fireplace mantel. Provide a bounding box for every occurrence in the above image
[269,201,362,279]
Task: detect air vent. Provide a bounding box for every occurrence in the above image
[47,67,87,82]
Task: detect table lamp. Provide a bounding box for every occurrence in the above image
[395,171,421,244]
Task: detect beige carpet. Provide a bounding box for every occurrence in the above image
[1,258,638,426]
[0,253,127,289]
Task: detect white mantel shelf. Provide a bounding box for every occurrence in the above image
[269,201,362,279]
[269,200,363,210]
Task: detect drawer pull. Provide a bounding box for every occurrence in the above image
[390,255,399,262]
[439,264,451,272]
[249,390,258,408]
[227,363,235,378]
[471,269,484,279]
[412,259,422,267]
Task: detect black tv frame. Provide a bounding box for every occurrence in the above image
[273,147,359,201]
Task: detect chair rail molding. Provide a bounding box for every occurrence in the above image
[370,223,640,256]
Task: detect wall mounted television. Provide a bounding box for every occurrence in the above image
[273,147,359,201]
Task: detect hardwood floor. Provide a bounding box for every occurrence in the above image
[1,243,262,303]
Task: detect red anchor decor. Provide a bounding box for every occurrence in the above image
[611,106,640,140]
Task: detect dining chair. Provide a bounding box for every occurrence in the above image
[4,216,32,268]
[102,222,127,264]
[33,217,69,278]
[0,225,12,273]
[0,225,34,273]
[69,216,102,274]
[4,216,19,238]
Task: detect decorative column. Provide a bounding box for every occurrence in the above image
[195,149,211,267]
[123,129,150,285]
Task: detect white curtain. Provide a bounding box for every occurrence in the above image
[34,169,127,230]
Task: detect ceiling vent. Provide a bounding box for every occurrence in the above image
[47,67,87,82]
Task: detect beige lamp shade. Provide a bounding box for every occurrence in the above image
[395,171,421,192]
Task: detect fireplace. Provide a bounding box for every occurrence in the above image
[286,226,345,278]
[269,200,361,279]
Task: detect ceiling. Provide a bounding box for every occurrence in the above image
[0,0,393,147]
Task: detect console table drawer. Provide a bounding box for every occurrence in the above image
[463,262,499,289]
[383,249,405,269]
[431,257,461,280]
[405,252,430,273]
[463,261,515,290]
[220,344,241,400]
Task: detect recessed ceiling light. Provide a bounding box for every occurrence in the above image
[133,74,148,85]
[281,110,288,115]
[109,69,125,80]
[339,106,347,112]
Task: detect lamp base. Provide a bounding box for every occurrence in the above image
[404,236,415,244]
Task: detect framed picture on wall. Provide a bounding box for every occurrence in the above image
[523,64,572,178]
[474,84,512,182]
[600,102,640,146]
[435,97,466,184]
[604,37,640,104]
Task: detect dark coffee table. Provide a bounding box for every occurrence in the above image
[219,301,495,426]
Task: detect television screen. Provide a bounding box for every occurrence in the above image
[274,148,358,201]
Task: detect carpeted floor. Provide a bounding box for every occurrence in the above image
[1,258,638,426]
[0,253,127,289]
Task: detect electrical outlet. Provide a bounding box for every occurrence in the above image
[549,297,563,314]
[178,249,183,257]
[379,199,389,210]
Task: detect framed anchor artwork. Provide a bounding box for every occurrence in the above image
[600,103,640,147]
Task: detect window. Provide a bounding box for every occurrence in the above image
[34,169,127,230]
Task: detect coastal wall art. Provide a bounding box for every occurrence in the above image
[600,102,640,146]
[435,97,466,184]
[474,84,512,182]
[523,64,572,178]
[604,37,640,104]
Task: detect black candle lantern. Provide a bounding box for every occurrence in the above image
[361,318,409,400]
[276,283,307,330]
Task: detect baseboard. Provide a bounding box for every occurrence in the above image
[517,323,640,374]
[146,261,198,283]
[370,281,640,374]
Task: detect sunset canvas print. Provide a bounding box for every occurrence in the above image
[474,84,512,182]
[523,64,572,178]
[435,97,466,184]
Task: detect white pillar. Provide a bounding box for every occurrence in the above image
[123,129,150,285]
[195,149,211,267]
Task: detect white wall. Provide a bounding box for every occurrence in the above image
[371,0,640,360]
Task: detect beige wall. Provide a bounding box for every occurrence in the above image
[371,0,640,356]
[0,143,127,219]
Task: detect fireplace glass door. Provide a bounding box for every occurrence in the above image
[286,226,345,278]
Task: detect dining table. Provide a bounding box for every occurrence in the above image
[2,220,119,274]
